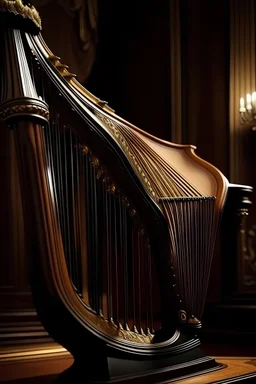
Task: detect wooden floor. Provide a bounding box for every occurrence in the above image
[1,344,256,383]
[171,357,256,383]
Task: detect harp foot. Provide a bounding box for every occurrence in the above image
[53,347,223,384]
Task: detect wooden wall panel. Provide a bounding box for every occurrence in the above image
[0,123,33,312]
[228,0,256,295]
[180,0,230,176]
[229,0,256,185]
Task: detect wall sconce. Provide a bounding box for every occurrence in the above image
[239,92,256,130]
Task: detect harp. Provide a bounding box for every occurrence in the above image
[0,2,229,383]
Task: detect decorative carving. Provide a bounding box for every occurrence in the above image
[236,190,256,292]
[48,55,77,82]
[0,98,49,122]
[187,316,201,326]
[48,54,114,113]
[239,220,256,289]
[0,0,42,30]
[116,324,153,344]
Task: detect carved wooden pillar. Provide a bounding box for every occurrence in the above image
[201,1,256,342]
[229,0,256,294]
[221,184,254,298]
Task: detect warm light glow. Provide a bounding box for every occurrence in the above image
[252,92,256,106]
[246,93,252,110]
[246,93,252,104]
[239,97,246,112]
[239,91,256,130]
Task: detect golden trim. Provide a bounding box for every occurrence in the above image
[47,52,115,113]
[0,0,42,30]
[95,112,157,199]
[0,103,49,121]
[187,316,201,325]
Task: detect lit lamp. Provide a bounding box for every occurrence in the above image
[239,92,256,130]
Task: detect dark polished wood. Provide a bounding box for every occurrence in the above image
[202,183,256,346]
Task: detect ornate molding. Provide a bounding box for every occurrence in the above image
[0,0,42,30]
[0,97,49,122]
[238,214,256,291]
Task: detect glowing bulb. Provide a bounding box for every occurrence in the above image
[246,94,252,110]
[240,97,246,112]
[252,92,256,106]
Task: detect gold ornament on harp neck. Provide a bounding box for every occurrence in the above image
[79,143,137,218]
[95,112,157,200]
[0,0,42,30]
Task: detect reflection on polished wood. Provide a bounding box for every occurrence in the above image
[175,357,256,384]
[0,343,73,382]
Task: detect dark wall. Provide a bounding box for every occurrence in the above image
[87,0,230,174]
[180,0,230,176]
[180,0,230,302]
[86,0,172,141]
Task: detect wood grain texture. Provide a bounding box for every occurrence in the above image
[174,357,256,384]
[0,342,73,382]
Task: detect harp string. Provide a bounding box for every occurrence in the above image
[37,58,219,336]
[45,107,216,331]
[147,242,154,333]
[94,112,202,198]
[137,230,142,333]
[117,122,199,197]
[32,60,159,336]
[160,197,217,319]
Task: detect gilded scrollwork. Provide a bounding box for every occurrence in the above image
[89,312,154,344]
[0,102,50,121]
[0,0,42,30]
[116,325,153,344]
[236,189,256,290]
[241,223,256,288]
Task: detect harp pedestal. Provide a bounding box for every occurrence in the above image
[53,347,221,384]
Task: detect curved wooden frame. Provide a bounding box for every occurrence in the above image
[34,33,229,212]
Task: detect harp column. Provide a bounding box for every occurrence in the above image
[0,2,72,381]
